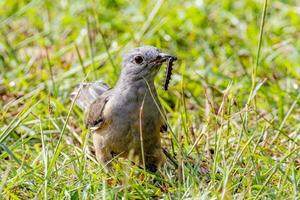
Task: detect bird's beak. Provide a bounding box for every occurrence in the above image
[156,53,177,63]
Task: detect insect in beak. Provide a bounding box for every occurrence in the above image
[157,53,177,91]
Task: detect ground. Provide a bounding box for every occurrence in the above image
[0,0,300,199]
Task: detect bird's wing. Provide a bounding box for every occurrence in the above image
[160,124,168,133]
[85,90,112,130]
[71,81,110,111]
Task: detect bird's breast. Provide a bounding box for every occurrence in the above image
[110,84,162,130]
[102,84,162,153]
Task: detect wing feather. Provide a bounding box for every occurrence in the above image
[85,91,111,130]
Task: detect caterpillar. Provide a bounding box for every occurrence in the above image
[163,57,176,91]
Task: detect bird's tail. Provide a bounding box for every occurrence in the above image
[70,81,110,111]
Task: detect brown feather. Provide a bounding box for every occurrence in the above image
[85,95,110,129]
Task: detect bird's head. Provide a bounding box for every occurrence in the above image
[120,46,176,83]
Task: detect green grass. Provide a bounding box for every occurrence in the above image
[1,0,300,199]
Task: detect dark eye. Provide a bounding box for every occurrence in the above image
[134,56,144,64]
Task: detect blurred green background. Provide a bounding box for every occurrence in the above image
[0,0,300,199]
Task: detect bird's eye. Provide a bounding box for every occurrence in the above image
[134,56,144,64]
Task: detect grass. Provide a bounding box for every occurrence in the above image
[1,0,300,199]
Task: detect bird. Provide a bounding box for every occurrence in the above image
[71,46,177,172]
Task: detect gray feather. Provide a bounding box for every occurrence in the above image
[70,81,110,110]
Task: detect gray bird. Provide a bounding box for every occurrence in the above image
[71,46,176,172]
